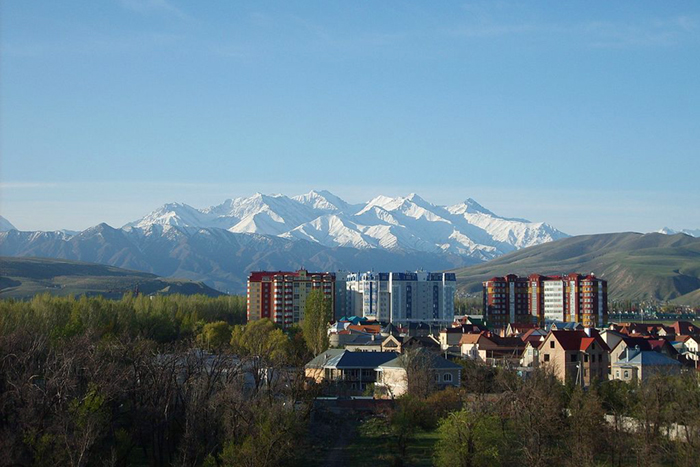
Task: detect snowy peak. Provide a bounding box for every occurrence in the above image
[0,216,17,232]
[658,227,700,237]
[292,190,353,213]
[123,191,568,260]
[124,202,207,229]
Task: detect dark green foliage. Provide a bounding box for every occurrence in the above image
[301,289,331,355]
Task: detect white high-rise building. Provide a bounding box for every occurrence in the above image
[344,271,456,324]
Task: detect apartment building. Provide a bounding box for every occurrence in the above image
[482,274,531,328]
[247,270,337,328]
[486,273,608,327]
[345,271,456,325]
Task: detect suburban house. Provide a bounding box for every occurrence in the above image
[380,334,441,353]
[343,334,384,352]
[609,337,678,365]
[459,332,526,365]
[305,348,460,397]
[304,350,398,394]
[549,322,584,331]
[439,324,487,350]
[610,347,682,382]
[375,351,462,398]
[527,329,610,386]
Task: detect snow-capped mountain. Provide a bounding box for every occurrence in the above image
[657,227,700,238]
[0,216,17,232]
[0,191,568,293]
[126,191,568,259]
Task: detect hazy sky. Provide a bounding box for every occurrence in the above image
[2,1,699,235]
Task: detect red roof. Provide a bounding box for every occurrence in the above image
[543,330,610,352]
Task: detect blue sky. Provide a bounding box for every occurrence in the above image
[1,1,699,235]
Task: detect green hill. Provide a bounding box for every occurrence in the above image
[450,232,700,304]
[0,257,225,299]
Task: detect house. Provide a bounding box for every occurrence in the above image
[520,328,547,347]
[304,350,398,394]
[611,347,682,382]
[343,333,384,352]
[532,329,610,386]
[675,335,700,362]
[506,323,540,337]
[549,322,584,331]
[375,350,462,398]
[668,321,700,337]
[439,324,484,350]
[379,334,441,354]
[460,332,526,365]
[609,337,678,365]
[600,329,625,352]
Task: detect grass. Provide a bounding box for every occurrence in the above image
[346,416,440,467]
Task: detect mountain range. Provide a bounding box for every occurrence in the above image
[0,191,565,293]
[451,232,700,304]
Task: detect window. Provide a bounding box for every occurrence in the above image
[584,354,589,363]
[624,371,629,378]
[570,354,577,362]
[550,341,555,349]
[443,373,453,382]
[544,354,550,362]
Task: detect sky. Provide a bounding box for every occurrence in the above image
[1,1,699,235]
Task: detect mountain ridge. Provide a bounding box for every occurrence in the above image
[124,191,568,259]
[450,232,700,304]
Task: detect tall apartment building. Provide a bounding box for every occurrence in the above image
[482,275,532,328]
[345,271,456,325]
[486,273,608,328]
[247,270,337,328]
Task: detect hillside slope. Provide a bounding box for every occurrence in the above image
[0,257,224,299]
[450,232,700,304]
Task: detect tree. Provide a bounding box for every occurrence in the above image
[198,321,232,350]
[566,386,606,467]
[301,289,331,355]
[230,319,289,391]
[434,406,501,467]
[400,348,437,399]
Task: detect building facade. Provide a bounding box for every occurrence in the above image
[345,271,456,325]
[247,270,337,328]
[485,273,608,328]
[482,274,531,328]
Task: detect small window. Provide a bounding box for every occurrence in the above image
[443,373,453,382]
[550,341,555,349]
[544,354,550,362]
[584,355,589,363]
[570,354,577,362]
[624,371,629,378]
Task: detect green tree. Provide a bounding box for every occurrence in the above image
[301,289,331,355]
[199,321,232,349]
[434,406,501,467]
[230,319,290,390]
